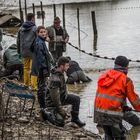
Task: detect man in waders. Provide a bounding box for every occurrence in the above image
[66,56,92,84]
[46,17,69,63]
[94,55,140,140]
[45,57,85,127]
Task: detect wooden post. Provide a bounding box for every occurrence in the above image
[77,8,81,48]
[40,1,44,26]
[24,0,27,20]
[93,35,97,51]
[91,11,97,36]
[32,3,35,23]
[62,4,65,29]
[19,0,24,23]
[53,4,56,18]
[91,11,98,50]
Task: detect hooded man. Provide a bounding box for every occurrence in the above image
[17,13,37,89]
[94,55,140,140]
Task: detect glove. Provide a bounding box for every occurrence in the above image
[57,107,67,119]
[123,106,132,112]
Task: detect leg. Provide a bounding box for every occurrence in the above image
[23,57,32,87]
[123,111,140,126]
[37,69,47,108]
[110,123,126,140]
[31,75,38,91]
[2,66,13,77]
[63,94,85,127]
[18,64,23,81]
[77,71,92,82]
[103,125,114,140]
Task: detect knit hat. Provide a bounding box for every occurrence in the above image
[54,16,61,23]
[114,56,129,67]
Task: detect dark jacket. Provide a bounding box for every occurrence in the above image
[46,25,69,52]
[66,60,82,77]
[31,36,51,76]
[46,68,68,108]
[17,21,36,58]
[3,44,22,67]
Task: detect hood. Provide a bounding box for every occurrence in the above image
[21,21,35,31]
[98,70,122,87]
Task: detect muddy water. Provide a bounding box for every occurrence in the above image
[2,0,140,139]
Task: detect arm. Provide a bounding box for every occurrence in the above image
[49,77,61,108]
[49,76,66,118]
[36,42,48,69]
[64,29,69,43]
[126,78,140,111]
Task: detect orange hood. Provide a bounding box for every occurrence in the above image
[98,70,122,87]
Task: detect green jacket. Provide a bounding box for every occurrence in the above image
[46,68,68,108]
[3,44,22,67]
[46,25,69,52]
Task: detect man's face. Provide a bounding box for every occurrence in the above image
[54,21,61,29]
[38,29,47,39]
[62,63,69,72]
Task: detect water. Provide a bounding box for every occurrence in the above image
[2,0,140,139]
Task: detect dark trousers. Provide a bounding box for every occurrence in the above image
[0,64,23,80]
[37,69,47,108]
[63,94,80,112]
[51,46,63,63]
[103,124,126,140]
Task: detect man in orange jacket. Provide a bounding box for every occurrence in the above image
[94,55,140,140]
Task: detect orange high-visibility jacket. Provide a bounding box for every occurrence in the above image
[94,69,140,118]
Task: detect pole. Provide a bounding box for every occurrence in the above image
[62,4,65,29]
[91,11,98,51]
[91,11,98,36]
[40,1,44,26]
[77,8,81,49]
[24,0,27,20]
[32,3,35,24]
[19,0,24,23]
[53,4,56,18]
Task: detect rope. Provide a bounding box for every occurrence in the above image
[68,42,140,63]
[3,32,140,63]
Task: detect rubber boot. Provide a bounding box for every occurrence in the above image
[71,111,86,127]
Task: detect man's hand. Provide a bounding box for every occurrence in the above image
[43,69,50,77]
[57,107,67,119]
[123,106,132,112]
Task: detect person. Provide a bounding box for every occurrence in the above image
[17,13,37,88]
[45,56,85,127]
[94,55,140,140]
[0,44,23,80]
[66,57,92,84]
[31,26,51,107]
[46,17,69,63]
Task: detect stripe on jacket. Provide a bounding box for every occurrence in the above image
[95,108,124,117]
[131,98,140,106]
[96,92,125,103]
